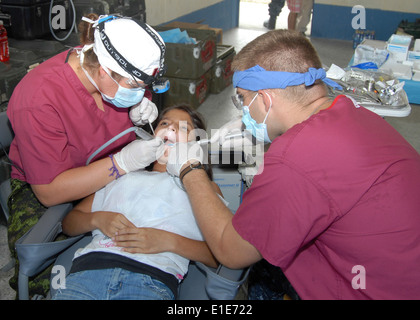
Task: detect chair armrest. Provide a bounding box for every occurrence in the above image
[17,203,73,245]
[178,261,251,300]
[15,202,83,278]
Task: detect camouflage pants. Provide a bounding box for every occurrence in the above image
[7,179,65,299]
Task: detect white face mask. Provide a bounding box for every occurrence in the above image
[79,45,145,108]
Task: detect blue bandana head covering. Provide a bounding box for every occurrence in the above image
[232,65,342,91]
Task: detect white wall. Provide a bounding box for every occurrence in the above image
[145,0,223,25]
[315,0,420,14]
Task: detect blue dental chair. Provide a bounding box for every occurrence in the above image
[0,110,249,300]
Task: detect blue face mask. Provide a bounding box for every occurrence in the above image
[101,66,146,108]
[101,84,145,109]
[242,93,272,144]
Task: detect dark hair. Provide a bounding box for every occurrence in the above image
[152,105,213,180]
[78,13,100,72]
[153,105,206,133]
[78,13,98,46]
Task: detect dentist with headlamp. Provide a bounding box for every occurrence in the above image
[6,13,168,297]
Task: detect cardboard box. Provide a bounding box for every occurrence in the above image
[164,21,223,44]
[415,39,420,52]
[408,50,420,61]
[163,69,212,109]
[379,59,412,80]
[387,34,413,62]
[210,45,236,94]
[212,167,244,214]
[154,26,217,79]
[361,39,387,50]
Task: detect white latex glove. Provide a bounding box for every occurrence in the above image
[114,138,165,173]
[129,98,158,126]
[220,130,254,150]
[166,142,205,177]
[209,117,243,145]
[210,117,253,150]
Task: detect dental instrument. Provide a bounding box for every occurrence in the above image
[86,126,154,165]
[148,122,155,136]
[136,126,154,140]
[197,132,246,145]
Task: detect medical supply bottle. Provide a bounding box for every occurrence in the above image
[0,20,9,62]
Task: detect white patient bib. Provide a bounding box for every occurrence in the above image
[74,170,203,280]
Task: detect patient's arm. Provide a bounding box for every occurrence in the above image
[62,194,135,238]
[113,228,218,268]
[113,181,223,268]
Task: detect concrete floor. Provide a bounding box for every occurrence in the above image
[1,0,420,300]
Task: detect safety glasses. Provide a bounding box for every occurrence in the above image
[102,65,146,90]
[125,77,147,90]
[231,93,244,110]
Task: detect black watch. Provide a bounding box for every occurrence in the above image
[179,162,205,184]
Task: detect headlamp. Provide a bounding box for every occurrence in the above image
[152,78,170,93]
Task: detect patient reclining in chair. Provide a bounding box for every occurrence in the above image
[53,105,221,300]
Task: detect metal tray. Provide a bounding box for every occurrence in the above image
[328,68,411,117]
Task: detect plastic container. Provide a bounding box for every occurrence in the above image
[352,30,375,49]
[0,21,9,62]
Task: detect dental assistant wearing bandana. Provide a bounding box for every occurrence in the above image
[167,30,420,299]
[6,13,166,298]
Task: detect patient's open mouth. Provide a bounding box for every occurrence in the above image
[164,136,175,146]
